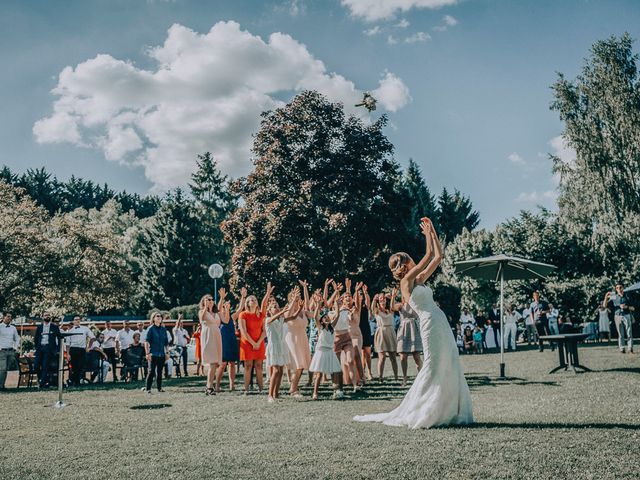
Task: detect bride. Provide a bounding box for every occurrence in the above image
[354,217,473,429]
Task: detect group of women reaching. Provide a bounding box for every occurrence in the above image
[196,217,473,429]
[196,274,421,401]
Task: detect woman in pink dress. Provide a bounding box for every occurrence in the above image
[284,285,312,397]
[199,292,229,396]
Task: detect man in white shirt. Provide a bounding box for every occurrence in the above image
[101,321,119,382]
[503,305,521,351]
[116,321,135,381]
[459,309,476,332]
[0,312,21,390]
[522,305,536,345]
[172,316,190,377]
[66,316,95,386]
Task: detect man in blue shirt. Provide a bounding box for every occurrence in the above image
[604,283,635,354]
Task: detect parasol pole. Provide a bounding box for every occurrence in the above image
[499,265,505,378]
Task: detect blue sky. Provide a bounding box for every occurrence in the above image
[1,0,639,227]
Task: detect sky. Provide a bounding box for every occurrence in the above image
[1,0,640,227]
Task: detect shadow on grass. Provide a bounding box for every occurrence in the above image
[466,375,559,389]
[469,421,640,430]
[596,367,640,374]
[130,403,172,410]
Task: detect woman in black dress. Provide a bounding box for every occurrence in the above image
[359,284,374,380]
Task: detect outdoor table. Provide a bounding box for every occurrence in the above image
[539,333,591,374]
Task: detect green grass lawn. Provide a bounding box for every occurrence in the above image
[1,344,639,479]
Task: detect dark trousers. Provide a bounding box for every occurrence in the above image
[103,347,118,381]
[119,349,128,380]
[69,347,86,385]
[493,322,501,347]
[34,348,54,387]
[146,356,164,391]
[536,320,550,350]
[178,346,188,376]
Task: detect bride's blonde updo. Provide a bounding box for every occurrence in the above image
[389,252,413,280]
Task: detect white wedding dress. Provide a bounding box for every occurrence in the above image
[354,284,473,429]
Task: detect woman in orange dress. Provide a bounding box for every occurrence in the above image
[193,324,203,376]
[238,282,274,394]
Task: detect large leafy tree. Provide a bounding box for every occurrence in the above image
[551,33,640,278]
[0,181,60,313]
[222,91,409,294]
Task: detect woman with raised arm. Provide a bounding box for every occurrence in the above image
[199,293,223,396]
[391,287,423,386]
[217,287,245,391]
[265,296,302,402]
[347,280,366,386]
[284,285,312,398]
[358,284,374,380]
[239,283,273,394]
[354,218,473,429]
[330,281,358,394]
[371,291,398,382]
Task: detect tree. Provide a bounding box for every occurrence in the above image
[551,33,640,278]
[221,91,408,294]
[0,181,60,313]
[136,189,211,310]
[402,159,438,259]
[40,204,135,314]
[435,187,480,243]
[189,152,238,271]
[438,228,497,314]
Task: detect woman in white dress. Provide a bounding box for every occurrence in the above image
[354,217,473,429]
[596,304,611,342]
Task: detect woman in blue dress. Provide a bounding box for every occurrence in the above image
[216,288,242,392]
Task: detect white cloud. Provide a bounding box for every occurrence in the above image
[395,19,410,28]
[516,190,558,203]
[387,35,398,45]
[341,0,459,22]
[372,72,412,111]
[443,14,458,26]
[434,14,459,31]
[508,152,525,165]
[404,32,431,43]
[34,21,410,190]
[363,25,382,36]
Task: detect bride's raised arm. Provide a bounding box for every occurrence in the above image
[415,224,442,285]
[399,219,434,302]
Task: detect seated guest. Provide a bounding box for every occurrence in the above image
[34,312,62,389]
[473,326,484,354]
[87,333,110,383]
[123,333,145,382]
[455,326,464,354]
[559,315,578,334]
[463,327,474,354]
